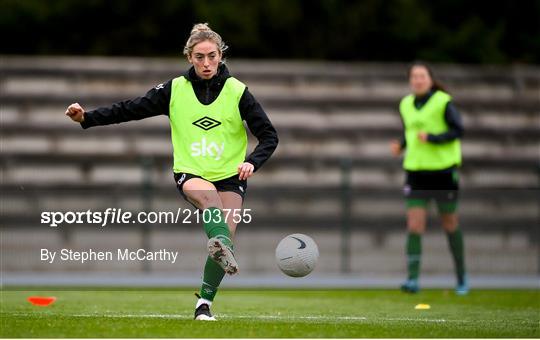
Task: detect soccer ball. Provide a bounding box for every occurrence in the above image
[275,233,319,277]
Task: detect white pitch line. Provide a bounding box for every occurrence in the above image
[0,312,454,323]
[2,312,190,319]
[219,314,368,321]
[222,315,452,323]
[3,312,537,325]
[381,317,448,323]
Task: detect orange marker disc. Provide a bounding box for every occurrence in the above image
[27,296,56,306]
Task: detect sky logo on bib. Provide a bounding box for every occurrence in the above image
[193,116,221,131]
[191,137,225,160]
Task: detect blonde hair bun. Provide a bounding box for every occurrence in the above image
[191,23,212,35]
[184,22,228,57]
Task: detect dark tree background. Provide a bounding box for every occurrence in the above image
[1,0,539,63]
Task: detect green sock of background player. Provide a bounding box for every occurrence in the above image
[406,233,422,281]
[446,228,466,285]
[200,207,233,301]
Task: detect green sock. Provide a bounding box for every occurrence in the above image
[406,233,422,281]
[200,207,233,301]
[446,228,466,285]
[203,207,233,248]
[200,256,225,301]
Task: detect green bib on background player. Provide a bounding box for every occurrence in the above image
[400,90,462,171]
[169,76,247,181]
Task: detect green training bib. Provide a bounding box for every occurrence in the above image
[169,76,247,181]
[399,90,462,171]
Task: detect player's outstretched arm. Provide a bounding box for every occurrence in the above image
[65,81,172,129]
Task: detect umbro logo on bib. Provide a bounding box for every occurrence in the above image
[193,116,221,131]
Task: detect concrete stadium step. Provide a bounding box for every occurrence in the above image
[1,109,538,158]
[3,91,538,112]
[1,150,537,171]
[2,105,539,136]
[2,183,537,234]
[2,56,538,78]
[5,72,539,102]
[2,58,538,107]
[2,131,537,157]
[2,127,538,155]
[2,213,535,236]
[2,144,538,188]
[1,160,538,189]
[2,56,538,89]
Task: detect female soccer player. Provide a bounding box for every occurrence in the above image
[66,23,279,319]
[390,62,468,295]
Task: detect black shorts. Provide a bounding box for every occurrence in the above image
[173,172,247,204]
[404,167,459,213]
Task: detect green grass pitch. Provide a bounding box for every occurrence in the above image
[1,288,538,337]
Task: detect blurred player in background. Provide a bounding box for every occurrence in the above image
[390,62,468,295]
[66,23,278,320]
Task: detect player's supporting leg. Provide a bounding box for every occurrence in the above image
[401,205,427,293]
[440,210,468,295]
[182,179,239,320]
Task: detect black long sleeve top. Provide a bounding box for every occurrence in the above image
[81,63,278,171]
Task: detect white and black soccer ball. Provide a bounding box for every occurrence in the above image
[275,233,319,277]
